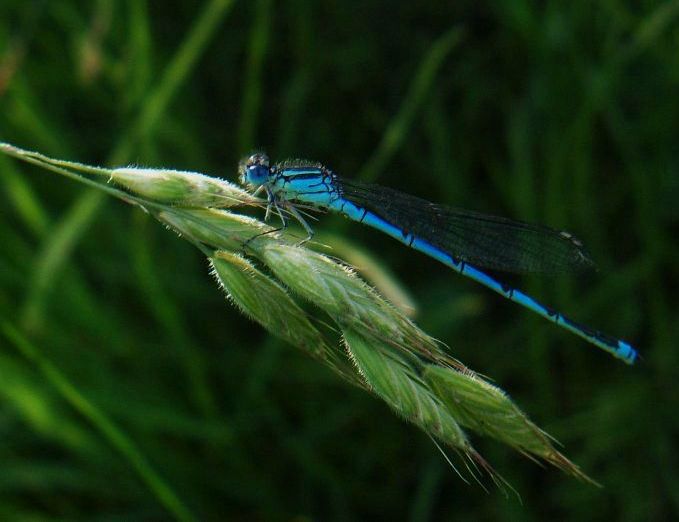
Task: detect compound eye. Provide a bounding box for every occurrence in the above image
[238,152,271,186]
[248,165,269,184]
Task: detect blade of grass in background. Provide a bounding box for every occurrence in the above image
[236,0,272,156]
[357,27,464,183]
[1,321,197,522]
[22,0,236,334]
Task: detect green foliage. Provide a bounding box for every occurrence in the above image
[0,1,677,520]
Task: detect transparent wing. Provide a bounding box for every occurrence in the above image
[339,180,594,274]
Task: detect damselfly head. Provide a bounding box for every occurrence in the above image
[238,152,271,188]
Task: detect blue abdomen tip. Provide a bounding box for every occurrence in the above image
[619,341,638,365]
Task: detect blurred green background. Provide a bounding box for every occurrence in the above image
[1,1,678,520]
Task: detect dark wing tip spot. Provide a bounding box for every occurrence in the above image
[559,231,596,271]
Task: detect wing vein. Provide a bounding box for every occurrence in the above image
[338,179,593,274]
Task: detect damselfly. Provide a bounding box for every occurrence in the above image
[239,152,638,365]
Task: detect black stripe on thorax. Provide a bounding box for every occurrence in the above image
[280,172,325,181]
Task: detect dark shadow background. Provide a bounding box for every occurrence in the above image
[0,1,677,520]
